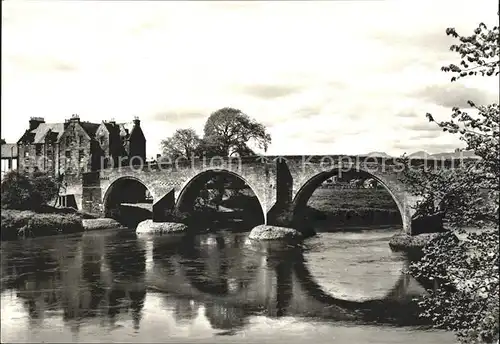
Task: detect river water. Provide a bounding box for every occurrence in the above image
[0,226,456,343]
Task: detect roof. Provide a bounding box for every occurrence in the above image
[119,122,134,138]
[31,123,65,144]
[79,122,100,137]
[1,144,18,158]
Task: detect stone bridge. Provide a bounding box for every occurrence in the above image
[64,155,443,234]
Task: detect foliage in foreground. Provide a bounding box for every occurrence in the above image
[401,20,499,344]
[409,230,499,344]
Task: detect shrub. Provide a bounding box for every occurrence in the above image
[1,171,34,210]
[1,209,83,240]
[401,21,499,344]
[1,170,60,211]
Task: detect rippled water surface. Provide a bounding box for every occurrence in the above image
[1,226,456,343]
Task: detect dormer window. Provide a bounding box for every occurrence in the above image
[99,136,105,145]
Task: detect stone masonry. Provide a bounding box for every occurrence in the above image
[68,155,453,235]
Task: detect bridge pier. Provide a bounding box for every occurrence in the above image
[152,190,176,222]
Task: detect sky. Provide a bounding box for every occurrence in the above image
[2,0,498,159]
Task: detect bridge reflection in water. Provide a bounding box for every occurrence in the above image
[147,233,424,326]
[1,229,427,338]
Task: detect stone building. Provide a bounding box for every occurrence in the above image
[17,117,65,176]
[16,114,146,210]
[94,117,146,168]
[17,114,146,177]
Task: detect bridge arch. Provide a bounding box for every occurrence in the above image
[291,167,404,228]
[102,176,153,224]
[174,168,266,225]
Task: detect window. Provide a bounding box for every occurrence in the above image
[35,144,42,155]
[99,136,105,145]
[65,151,72,173]
[66,136,71,146]
[79,136,84,145]
[79,150,84,163]
[24,151,29,157]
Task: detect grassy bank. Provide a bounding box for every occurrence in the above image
[308,187,398,210]
[1,209,84,241]
[305,187,402,227]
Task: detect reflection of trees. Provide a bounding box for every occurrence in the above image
[2,234,148,331]
[274,258,293,317]
[178,234,259,297]
[152,235,186,276]
[105,237,147,329]
[106,238,146,279]
[3,240,71,320]
[248,242,298,318]
[181,234,230,295]
[81,236,106,317]
[204,301,246,332]
[2,230,434,335]
[162,294,200,323]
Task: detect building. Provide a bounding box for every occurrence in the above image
[16,115,146,177]
[15,114,146,210]
[94,117,146,168]
[1,140,19,180]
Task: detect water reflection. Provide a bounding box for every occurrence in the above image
[1,228,439,343]
[105,232,146,330]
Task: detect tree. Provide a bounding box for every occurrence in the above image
[1,171,34,210]
[203,107,271,157]
[401,22,499,344]
[161,128,201,159]
[157,109,272,224]
[1,170,60,211]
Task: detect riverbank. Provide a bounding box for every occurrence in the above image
[1,209,84,240]
[303,206,401,228]
[304,188,402,228]
[0,208,124,240]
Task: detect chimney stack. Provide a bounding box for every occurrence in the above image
[133,116,140,126]
[29,117,45,131]
[69,114,80,123]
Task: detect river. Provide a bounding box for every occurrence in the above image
[0,225,456,343]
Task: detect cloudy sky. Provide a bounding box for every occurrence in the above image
[2,0,498,158]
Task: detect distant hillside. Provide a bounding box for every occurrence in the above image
[364,151,393,158]
[408,151,432,158]
[431,150,480,159]
[358,150,480,160]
